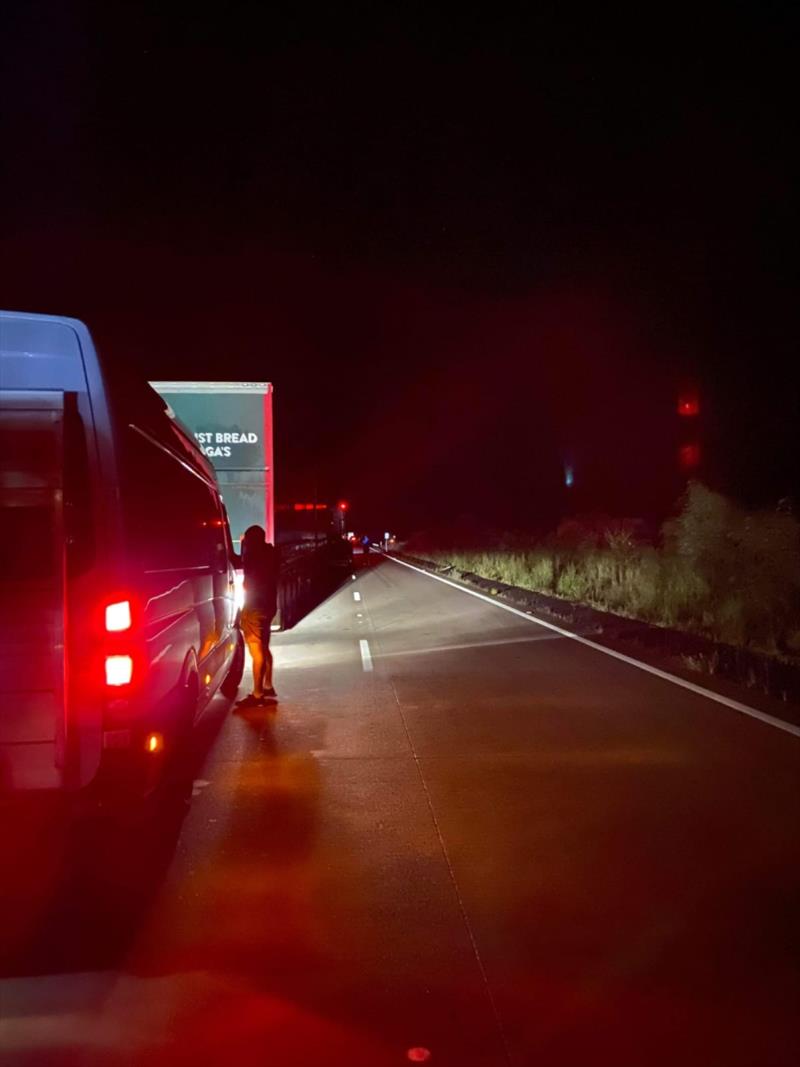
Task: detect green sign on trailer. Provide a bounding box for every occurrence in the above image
[149,381,274,548]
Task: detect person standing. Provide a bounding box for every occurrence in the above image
[234,525,279,708]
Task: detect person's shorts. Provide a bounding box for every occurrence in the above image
[240,609,274,646]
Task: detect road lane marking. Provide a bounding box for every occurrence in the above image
[353,591,362,602]
[386,555,800,740]
[359,638,374,672]
[378,632,563,658]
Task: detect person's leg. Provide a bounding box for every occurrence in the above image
[257,613,278,699]
[240,610,266,699]
[261,629,274,691]
[247,634,266,698]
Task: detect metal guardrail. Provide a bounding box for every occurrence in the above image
[276,540,352,629]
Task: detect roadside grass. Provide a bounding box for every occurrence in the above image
[410,484,800,656]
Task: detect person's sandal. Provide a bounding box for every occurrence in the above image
[235,693,264,709]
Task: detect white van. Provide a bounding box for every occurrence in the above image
[0,311,244,803]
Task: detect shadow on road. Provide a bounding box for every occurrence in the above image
[357,549,376,571]
[279,564,354,630]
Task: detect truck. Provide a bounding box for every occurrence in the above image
[149,381,274,551]
[150,382,352,627]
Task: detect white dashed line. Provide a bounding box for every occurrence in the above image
[353,590,362,602]
[359,639,374,672]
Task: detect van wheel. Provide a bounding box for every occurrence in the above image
[220,631,245,699]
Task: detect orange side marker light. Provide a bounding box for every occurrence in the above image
[145,732,164,754]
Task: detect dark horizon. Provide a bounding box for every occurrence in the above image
[2,5,797,533]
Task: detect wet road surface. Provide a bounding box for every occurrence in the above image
[1,556,799,1065]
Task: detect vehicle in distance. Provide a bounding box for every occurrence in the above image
[0,311,243,806]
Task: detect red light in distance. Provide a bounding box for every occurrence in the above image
[678,392,700,416]
[679,443,701,469]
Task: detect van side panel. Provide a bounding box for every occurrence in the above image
[116,424,236,734]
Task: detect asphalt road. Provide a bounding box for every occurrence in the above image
[1,555,799,1066]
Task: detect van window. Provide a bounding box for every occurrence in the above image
[0,394,94,585]
[121,427,224,573]
[0,496,58,581]
[0,408,62,583]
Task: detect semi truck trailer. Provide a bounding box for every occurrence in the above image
[150,380,351,628]
[150,381,274,551]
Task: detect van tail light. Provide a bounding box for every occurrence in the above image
[105,654,134,687]
[103,598,135,688]
[105,599,132,632]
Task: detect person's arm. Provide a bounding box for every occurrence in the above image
[231,535,245,569]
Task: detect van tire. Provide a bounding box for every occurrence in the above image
[220,631,245,699]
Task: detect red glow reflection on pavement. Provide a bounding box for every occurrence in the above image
[679,442,701,469]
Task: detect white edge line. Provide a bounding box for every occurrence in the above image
[359,638,374,672]
[386,555,800,740]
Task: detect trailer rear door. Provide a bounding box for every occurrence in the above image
[0,392,66,753]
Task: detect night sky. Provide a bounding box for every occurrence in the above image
[2,4,797,533]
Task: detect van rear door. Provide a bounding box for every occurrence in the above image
[0,391,66,783]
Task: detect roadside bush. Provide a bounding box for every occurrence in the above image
[415,484,800,655]
[665,482,800,648]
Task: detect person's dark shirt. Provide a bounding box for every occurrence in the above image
[241,543,278,616]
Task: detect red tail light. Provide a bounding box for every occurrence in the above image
[105,654,134,687]
[105,599,132,632]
